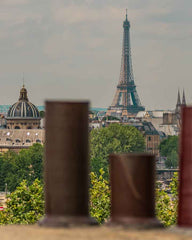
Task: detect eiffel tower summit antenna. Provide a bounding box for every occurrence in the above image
[106,12,145,118]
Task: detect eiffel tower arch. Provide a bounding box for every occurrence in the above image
[107,11,145,118]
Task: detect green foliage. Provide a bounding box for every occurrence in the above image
[27,143,44,184]
[160,136,178,157]
[0,179,44,224]
[90,124,145,178]
[89,169,179,227]
[165,150,178,169]
[1,124,144,191]
[156,173,178,227]
[0,144,43,192]
[39,111,45,118]
[160,136,179,169]
[0,169,110,225]
[0,169,179,227]
[90,169,110,224]
[0,151,17,191]
[90,169,179,227]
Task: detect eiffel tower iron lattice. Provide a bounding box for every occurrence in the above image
[107,11,145,117]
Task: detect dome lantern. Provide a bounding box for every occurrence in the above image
[19,85,29,101]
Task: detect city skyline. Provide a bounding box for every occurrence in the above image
[0,0,191,110]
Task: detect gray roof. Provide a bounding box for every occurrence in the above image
[7,101,40,119]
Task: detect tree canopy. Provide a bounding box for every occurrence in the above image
[0,124,145,191]
[159,136,178,157]
[0,170,178,227]
[89,169,110,224]
[156,173,178,226]
[0,143,43,192]
[90,123,145,178]
[159,136,179,169]
[165,150,178,169]
[0,179,44,224]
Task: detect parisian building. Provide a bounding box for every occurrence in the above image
[0,86,44,153]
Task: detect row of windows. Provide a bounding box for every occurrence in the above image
[14,126,31,129]
[7,126,41,129]
[5,138,41,143]
[8,122,39,125]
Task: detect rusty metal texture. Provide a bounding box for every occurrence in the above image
[178,107,192,227]
[109,153,162,228]
[39,101,96,227]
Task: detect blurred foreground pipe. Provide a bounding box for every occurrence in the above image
[39,101,96,227]
[109,153,162,228]
[178,107,192,227]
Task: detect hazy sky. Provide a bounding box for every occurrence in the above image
[0,0,191,110]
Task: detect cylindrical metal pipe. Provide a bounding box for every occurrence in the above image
[39,101,96,226]
[178,106,192,227]
[109,153,162,228]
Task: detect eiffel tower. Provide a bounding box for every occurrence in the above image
[107,11,145,118]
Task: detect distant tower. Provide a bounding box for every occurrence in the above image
[175,89,181,115]
[182,89,186,106]
[107,10,145,117]
[175,89,187,114]
[175,89,187,131]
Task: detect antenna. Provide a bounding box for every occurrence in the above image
[22,72,25,87]
[126,9,128,20]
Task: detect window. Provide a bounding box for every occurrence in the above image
[36,139,41,143]
[26,139,31,143]
[148,136,151,141]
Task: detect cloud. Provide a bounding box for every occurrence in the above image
[52,5,122,24]
[0,0,29,6]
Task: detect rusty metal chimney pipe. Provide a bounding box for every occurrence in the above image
[39,101,96,226]
[109,153,162,228]
[178,106,192,227]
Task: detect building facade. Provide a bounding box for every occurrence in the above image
[0,129,44,153]
[125,121,160,157]
[0,86,44,152]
